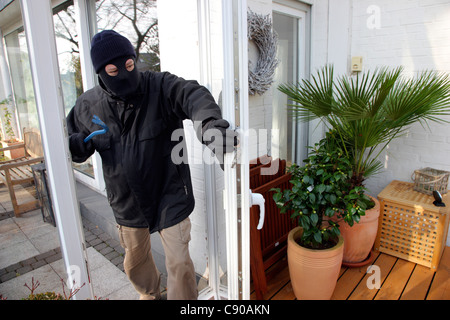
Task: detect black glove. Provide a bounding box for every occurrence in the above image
[202,119,238,170]
[69,132,94,159]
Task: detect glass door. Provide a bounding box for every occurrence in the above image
[4,27,39,138]
[15,0,253,301]
[221,0,252,300]
[197,0,253,300]
[272,3,310,166]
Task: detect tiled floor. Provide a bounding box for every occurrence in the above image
[0,184,140,300]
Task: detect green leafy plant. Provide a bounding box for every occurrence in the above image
[278,65,450,187]
[272,132,373,249]
[2,107,15,141]
[1,96,17,142]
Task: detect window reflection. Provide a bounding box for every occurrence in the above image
[53,1,84,116]
[95,0,160,72]
[3,0,160,180]
[4,28,39,136]
[53,1,93,177]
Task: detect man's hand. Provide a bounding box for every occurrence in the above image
[69,132,94,157]
[202,119,238,169]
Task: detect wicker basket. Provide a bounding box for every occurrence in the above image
[412,167,450,195]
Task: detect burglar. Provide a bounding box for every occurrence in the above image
[67,30,237,300]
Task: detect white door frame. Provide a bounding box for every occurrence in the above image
[196,0,227,300]
[222,0,252,300]
[20,0,93,300]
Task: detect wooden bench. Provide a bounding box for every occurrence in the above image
[0,128,44,217]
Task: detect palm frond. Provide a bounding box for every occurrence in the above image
[277,65,450,185]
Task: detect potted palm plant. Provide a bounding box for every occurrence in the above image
[278,65,450,265]
[272,132,372,299]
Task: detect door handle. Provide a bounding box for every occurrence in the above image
[250,191,265,230]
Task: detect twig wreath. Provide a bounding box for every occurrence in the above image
[248,9,278,96]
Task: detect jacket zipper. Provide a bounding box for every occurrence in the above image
[176,165,189,196]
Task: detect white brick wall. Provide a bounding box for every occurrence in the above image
[349,0,450,198]
[248,0,274,161]
[312,0,450,245]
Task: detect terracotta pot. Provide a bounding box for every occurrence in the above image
[287,227,344,300]
[1,140,25,160]
[339,195,380,265]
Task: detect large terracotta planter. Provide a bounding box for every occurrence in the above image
[339,195,380,266]
[287,227,344,300]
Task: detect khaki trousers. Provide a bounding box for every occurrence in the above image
[117,217,198,300]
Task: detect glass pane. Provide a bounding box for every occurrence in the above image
[4,28,39,138]
[53,1,84,115]
[53,0,93,177]
[272,12,298,166]
[208,0,228,292]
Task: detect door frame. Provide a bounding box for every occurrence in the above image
[194,0,251,301]
[272,1,311,164]
[221,0,251,300]
[20,0,93,300]
[196,0,227,300]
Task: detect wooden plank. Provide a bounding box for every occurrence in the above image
[11,167,29,180]
[250,257,290,300]
[400,264,435,300]
[348,253,397,300]
[0,156,43,170]
[427,246,450,300]
[264,267,290,300]
[271,282,295,300]
[0,142,25,152]
[339,266,348,277]
[17,200,40,213]
[261,246,450,300]
[374,259,415,300]
[250,205,267,300]
[331,265,371,300]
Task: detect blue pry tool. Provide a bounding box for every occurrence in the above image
[84,115,109,143]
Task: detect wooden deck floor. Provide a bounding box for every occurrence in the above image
[250,246,450,300]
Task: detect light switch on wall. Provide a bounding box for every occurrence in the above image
[351,56,363,72]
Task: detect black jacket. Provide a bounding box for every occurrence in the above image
[67,71,222,232]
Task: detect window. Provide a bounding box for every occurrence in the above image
[3,0,160,182]
[54,1,84,115]
[4,27,39,137]
[53,0,92,177]
[69,0,160,179]
[94,0,159,72]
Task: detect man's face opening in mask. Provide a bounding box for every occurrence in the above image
[99,55,140,100]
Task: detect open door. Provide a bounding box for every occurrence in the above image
[20,0,258,301]
[221,0,258,300]
[197,0,259,300]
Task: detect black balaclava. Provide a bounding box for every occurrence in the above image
[98,55,141,99]
[90,30,140,100]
